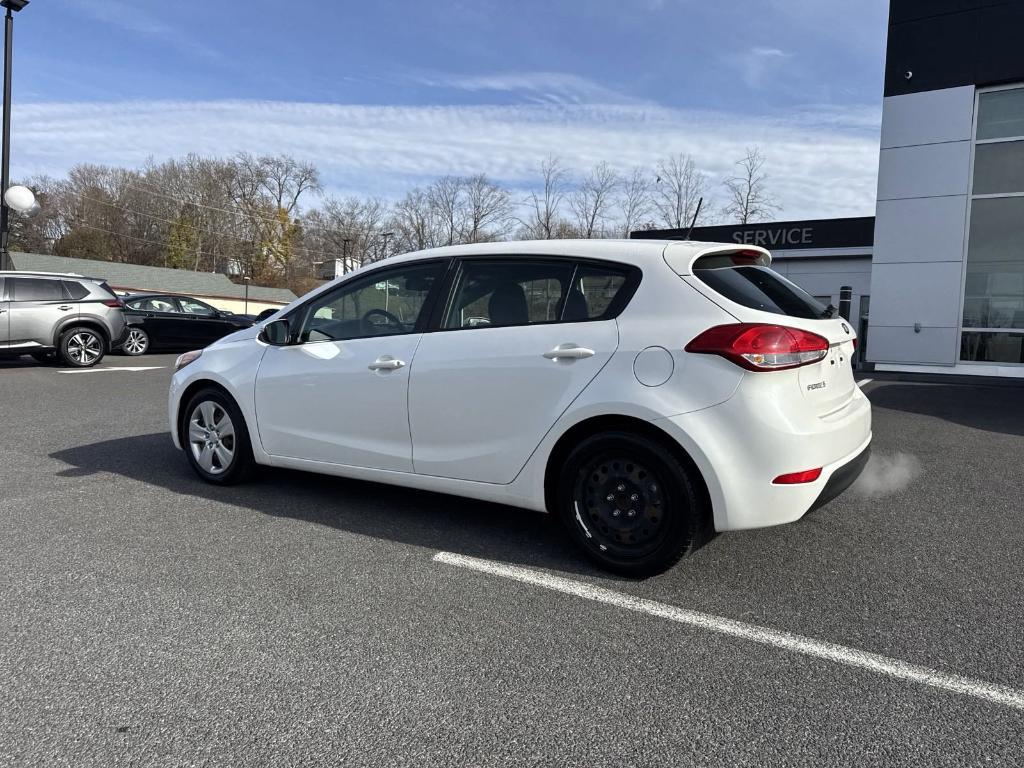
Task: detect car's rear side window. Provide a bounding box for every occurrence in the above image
[693,265,829,320]
[61,281,89,300]
[10,277,64,302]
[564,265,630,322]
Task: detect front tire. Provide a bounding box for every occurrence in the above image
[557,431,703,577]
[121,327,149,356]
[59,327,105,367]
[182,388,255,485]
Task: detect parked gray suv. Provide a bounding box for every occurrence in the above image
[0,271,127,367]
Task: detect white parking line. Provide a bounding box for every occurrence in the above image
[434,551,1024,711]
[857,378,873,387]
[57,366,166,374]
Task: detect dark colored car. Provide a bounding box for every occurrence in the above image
[119,293,253,355]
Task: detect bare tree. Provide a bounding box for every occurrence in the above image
[569,162,619,238]
[653,153,707,230]
[428,176,465,247]
[523,156,568,239]
[391,187,439,253]
[615,167,652,238]
[461,173,514,243]
[722,146,780,224]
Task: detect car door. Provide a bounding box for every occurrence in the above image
[7,277,75,346]
[254,260,447,471]
[126,296,182,348]
[177,297,227,345]
[408,257,631,484]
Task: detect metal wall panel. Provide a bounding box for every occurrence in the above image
[880,86,975,148]
[873,196,969,263]
[877,142,972,200]
[866,326,960,365]
[868,261,965,328]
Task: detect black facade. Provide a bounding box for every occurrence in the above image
[885,0,1024,97]
[630,216,874,252]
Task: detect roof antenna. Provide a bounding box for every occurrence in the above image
[684,197,703,241]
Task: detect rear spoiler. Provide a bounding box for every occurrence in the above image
[663,243,771,276]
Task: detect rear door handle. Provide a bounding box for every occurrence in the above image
[368,356,406,371]
[58,305,73,311]
[543,344,596,360]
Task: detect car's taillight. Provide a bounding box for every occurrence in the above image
[773,468,823,484]
[685,323,829,372]
[102,298,124,308]
[852,337,858,351]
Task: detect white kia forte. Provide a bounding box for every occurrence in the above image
[169,240,871,576]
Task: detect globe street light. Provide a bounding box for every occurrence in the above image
[0,0,29,271]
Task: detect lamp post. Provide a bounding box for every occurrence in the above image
[243,276,251,315]
[0,0,28,272]
[380,231,394,261]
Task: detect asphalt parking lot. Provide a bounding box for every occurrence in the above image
[1,354,1022,767]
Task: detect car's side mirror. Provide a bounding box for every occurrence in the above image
[260,318,292,346]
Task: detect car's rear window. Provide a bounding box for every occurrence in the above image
[693,265,830,320]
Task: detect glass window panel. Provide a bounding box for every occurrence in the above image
[972,141,1024,194]
[961,331,1024,363]
[963,197,1024,330]
[977,88,1024,140]
[300,262,442,342]
[444,260,574,329]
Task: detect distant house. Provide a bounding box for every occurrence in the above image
[10,252,297,314]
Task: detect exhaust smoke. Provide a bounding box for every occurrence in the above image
[850,451,922,498]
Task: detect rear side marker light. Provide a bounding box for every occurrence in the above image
[773,468,823,485]
[685,323,829,372]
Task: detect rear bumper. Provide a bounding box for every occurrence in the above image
[809,442,871,513]
[654,384,872,531]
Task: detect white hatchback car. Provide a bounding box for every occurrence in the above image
[169,240,871,576]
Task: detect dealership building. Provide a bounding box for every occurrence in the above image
[637,0,1024,379]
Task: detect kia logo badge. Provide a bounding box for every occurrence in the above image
[841,323,850,334]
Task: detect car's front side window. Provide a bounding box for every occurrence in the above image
[179,298,216,316]
[297,262,444,343]
[443,260,575,329]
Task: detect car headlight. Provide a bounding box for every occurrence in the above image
[174,350,203,371]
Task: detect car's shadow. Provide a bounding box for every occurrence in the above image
[868,382,1024,437]
[51,433,696,580]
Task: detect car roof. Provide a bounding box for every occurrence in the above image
[365,238,772,273]
[124,292,200,300]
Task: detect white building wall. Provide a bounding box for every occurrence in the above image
[869,85,975,366]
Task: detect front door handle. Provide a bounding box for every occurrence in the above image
[543,344,596,361]
[368,356,406,371]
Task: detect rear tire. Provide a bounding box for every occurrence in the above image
[557,431,702,577]
[182,388,255,485]
[58,327,105,368]
[121,327,149,356]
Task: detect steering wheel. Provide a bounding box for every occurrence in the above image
[361,308,404,335]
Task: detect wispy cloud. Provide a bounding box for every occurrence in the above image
[64,0,226,65]
[11,99,880,220]
[730,47,793,89]
[411,71,643,106]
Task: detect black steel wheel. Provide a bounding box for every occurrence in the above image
[558,431,703,577]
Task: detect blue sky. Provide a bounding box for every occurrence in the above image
[12,0,889,219]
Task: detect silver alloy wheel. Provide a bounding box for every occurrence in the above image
[67,331,103,365]
[188,400,236,476]
[123,328,149,355]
